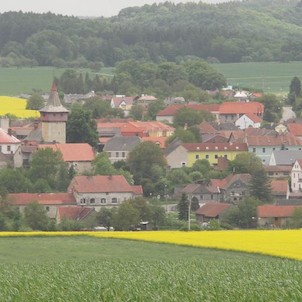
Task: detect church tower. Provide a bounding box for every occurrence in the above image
[40,83,69,143]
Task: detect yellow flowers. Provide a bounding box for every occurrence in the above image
[0,96,39,118]
[1,230,302,261]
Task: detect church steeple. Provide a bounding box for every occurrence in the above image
[39,83,69,143]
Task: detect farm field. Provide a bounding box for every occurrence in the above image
[0,236,302,302]
[213,61,302,95]
[0,63,300,97]
[0,67,113,96]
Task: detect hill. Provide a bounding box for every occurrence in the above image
[0,0,302,66]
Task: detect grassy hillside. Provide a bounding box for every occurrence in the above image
[0,237,301,301]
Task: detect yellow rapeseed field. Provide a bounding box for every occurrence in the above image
[0,96,39,118]
[1,230,302,260]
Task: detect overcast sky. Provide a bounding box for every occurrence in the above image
[0,0,229,17]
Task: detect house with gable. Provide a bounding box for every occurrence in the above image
[110,95,137,116]
[68,175,143,209]
[218,101,264,123]
[235,113,262,130]
[38,143,95,173]
[103,136,141,163]
[270,180,289,201]
[286,123,302,140]
[291,159,302,192]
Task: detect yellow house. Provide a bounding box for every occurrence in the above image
[183,143,248,167]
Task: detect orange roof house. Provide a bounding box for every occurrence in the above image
[257,205,301,228]
[38,143,95,173]
[195,202,231,223]
[287,123,302,138]
[68,175,143,208]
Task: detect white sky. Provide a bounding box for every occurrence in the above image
[0,0,228,17]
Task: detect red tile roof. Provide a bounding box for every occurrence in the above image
[257,205,300,218]
[38,143,95,162]
[270,180,288,194]
[0,128,20,144]
[219,102,264,115]
[287,123,302,136]
[157,104,220,116]
[183,142,248,152]
[68,175,143,194]
[8,193,76,205]
[199,121,217,134]
[246,133,302,146]
[196,202,231,217]
[244,113,263,123]
[57,206,94,221]
[141,136,167,148]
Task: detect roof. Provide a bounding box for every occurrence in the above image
[264,165,292,173]
[211,173,251,190]
[287,123,302,136]
[57,206,95,221]
[246,133,302,147]
[219,102,264,115]
[103,136,141,152]
[243,113,263,123]
[270,180,288,195]
[183,142,248,152]
[111,96,135,107]
[157,103,220,116]
[40,83,69,113]
[141,136,167,149]
[196,202,231,217]
[38,143,95,162]
[0,128,20,144]
[257,205,299,218]
[199,121,217,134]
[68,175,142,194]
[8,193,76,206]
[270,150,302,166]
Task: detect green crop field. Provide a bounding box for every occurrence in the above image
[0,63,300,97]
[213,61,302,95]
[0,236,301,301]
[0,67,114,96]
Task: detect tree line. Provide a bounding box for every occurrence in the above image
[0,1,302,67]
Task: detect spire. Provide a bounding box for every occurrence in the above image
[40,83,69,113]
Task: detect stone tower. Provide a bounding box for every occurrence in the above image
[40,83,69,143]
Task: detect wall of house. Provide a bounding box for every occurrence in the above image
[250,146,302,165]
[187,150,246,167]
[68,161,93,174]
[0,143,20,155]
[42,122,66,144]
[166,145,188,168]
[106,151,129,163]
[156,116,174,124]
[74,192,134,209]
[291,163,302,192]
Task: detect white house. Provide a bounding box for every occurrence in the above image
[235,113,262,130]
[291,159,302,192]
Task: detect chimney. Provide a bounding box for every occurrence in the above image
[7,128,12,136]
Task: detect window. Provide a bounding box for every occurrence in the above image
[205,155,209,159]
[195,155,199,160]
[45,206,50,212]
[101,198,106,204]
[253,148,256,153]
[215,155,218,159]
[262,148,265,153]
[181,162,186,167]
[7,145,11,152]
[112,198,118,203]
[80,198,86,204]
[90,198,95,204]
[116,152,119,157]
[122,152,125,158]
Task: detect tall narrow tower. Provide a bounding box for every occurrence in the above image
[40,83,69,143]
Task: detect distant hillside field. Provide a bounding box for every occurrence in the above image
[0,67,113,96]
[213,61,302,95]
[0,63,299,96]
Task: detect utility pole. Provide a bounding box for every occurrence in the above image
[188,197,191,231]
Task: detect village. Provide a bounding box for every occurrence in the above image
[0,80,301,231]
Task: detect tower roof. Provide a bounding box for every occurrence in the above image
[40,83,69,113]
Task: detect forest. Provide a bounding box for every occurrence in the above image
[1,0,302,67]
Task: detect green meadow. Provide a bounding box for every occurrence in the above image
[0,236,301,301]
[213,61,302,95]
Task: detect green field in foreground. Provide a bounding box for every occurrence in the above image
[0,237,301,301]
[213,61,302,95]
